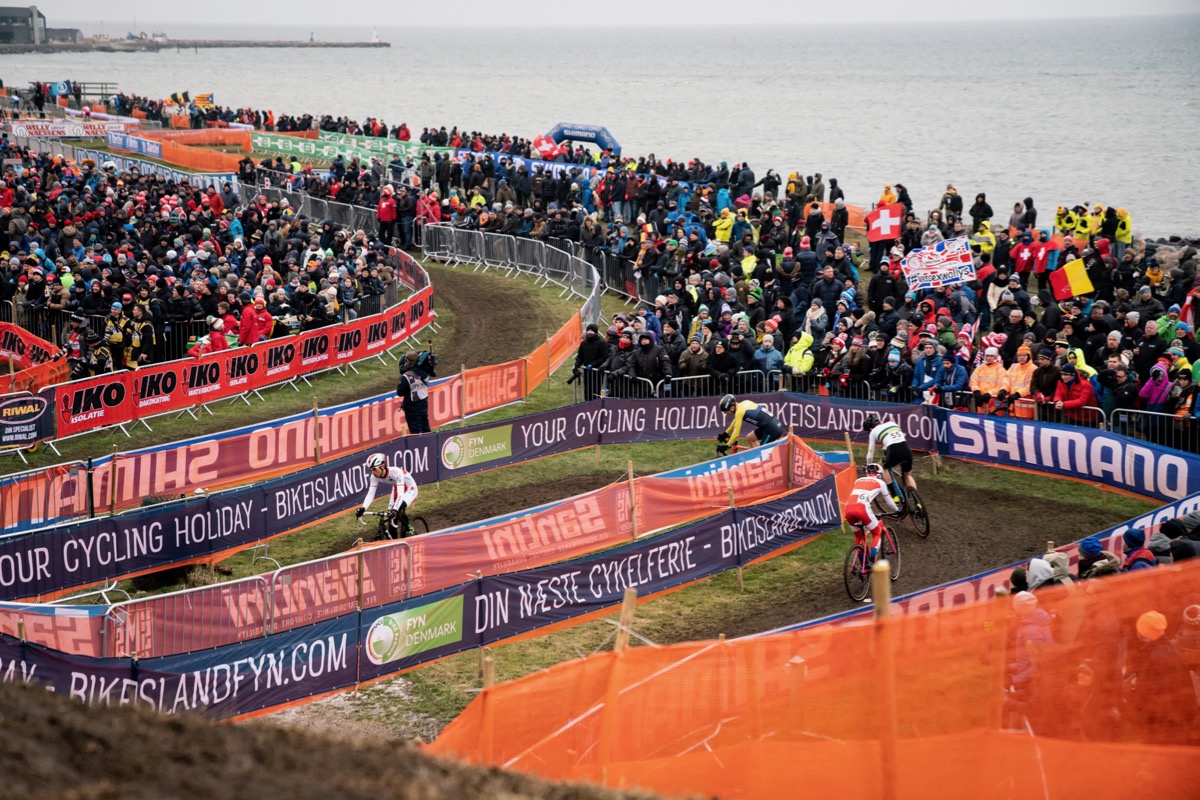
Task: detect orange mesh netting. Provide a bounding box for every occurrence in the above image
[429,560,1199,798]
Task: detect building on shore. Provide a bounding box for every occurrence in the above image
[0,5,81,44]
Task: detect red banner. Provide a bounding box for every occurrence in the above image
[53,370,138,437]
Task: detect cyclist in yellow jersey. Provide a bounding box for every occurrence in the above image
[717,394,784,452]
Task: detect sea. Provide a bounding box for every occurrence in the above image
[1,17,1198,235]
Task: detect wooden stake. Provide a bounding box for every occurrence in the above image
[7,355,14,378]
[627,460,637,539]
[1046,541,1055,553]
[17,617,25,642]
[312,397,322,465]
[593,443,601,470]
[737,566,744,594]
[460,363,467,427]
[614,586,637,653]
[872,561,899,800]
[482,653,495,688]
[108,444,118,515]
[786,425,795,489]
[844,430,856,468]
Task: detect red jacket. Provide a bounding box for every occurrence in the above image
[377,196,397,223]
[1059,376,1097,422]
[237,306,258,346]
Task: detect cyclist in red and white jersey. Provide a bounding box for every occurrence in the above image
[845,464,899,559]
[356,453,419,536]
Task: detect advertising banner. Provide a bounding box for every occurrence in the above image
[0,392,56,449]
[8,121,125,138]
[0,323,57,368]
[106,132,163,159]
[938,409,1194,501]
[73,147,237,191]
[317,131,455,162]
[900,236,976,290]
[52,370,138,437]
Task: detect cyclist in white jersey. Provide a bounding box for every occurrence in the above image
[862,414,918,498]
[356,453,419,536]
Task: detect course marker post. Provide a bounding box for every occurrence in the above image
[312,397,322,465]
[627,460,637,540]
[108,444,118,515]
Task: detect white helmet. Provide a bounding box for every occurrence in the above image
[364,453,387,470]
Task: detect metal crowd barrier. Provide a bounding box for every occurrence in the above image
[1110,408,1195,453]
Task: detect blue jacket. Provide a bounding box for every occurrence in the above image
[753,345,784,374]
[912,354,945,390]
[938,363,968,392]
[716,188,732,213]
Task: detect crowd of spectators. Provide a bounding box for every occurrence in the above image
[0,139,400,380]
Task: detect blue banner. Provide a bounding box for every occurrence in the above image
[0,475,839,719]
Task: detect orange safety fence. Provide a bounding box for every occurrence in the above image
[167,114,189,128]
[803,200,867,231]
[462,360,526,416]
[429,559,1199,798]
[131,108,148,120]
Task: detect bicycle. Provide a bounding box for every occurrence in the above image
[843,522,901,602]
[880,464,931,538]
[359,509,430,541]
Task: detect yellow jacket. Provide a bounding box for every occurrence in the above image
[713,212,734,243]
[1116,209,1133,244]
[1055,208,1077,235]
[879,186,897,205]
[785,332,815,375]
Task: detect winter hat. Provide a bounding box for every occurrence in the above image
[832,333,847,349]
[1123,528,1146,549]
[1136,611,1167,642]
[852,336,864,347]
[690,333,702,344]
[748,288,763,303]
[957,330,972,341]
[800,236,811,249]
[1012,591,1038,616]
[839,290,855,308]
[783,247,793,257]
[984,346,1000,357]
[1159,519,1188,539]
[764,316,780,333]
[111,301,122,310]
[1170,304,1182,314]
[889,336,906,351]
[1037,348,1054,360]
[1126,311,1140,324]
[1168,346,1185,359]
[1060,363,1077,376]
[887,350,901,366]
[1079,536,1103,557]
[1178,322,1190,335]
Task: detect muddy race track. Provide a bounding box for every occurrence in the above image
[0,264,1147,799]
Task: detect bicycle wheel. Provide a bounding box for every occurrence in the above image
[908,488,931,538]
[843,544,872,602]
[407,515,430,537]
[880,526,901,581]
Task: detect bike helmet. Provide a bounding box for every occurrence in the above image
[364,453,387,470]
[865,463,884,479]
[719,394,736,413]
[861,414,880,433]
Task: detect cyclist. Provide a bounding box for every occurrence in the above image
[356,453,419,537]
[717,394,785,453]
[845,463,899,561]
[862,413,921,509]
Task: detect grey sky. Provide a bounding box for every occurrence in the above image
[50,0,1200,29]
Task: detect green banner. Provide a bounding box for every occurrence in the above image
[365,595,465,665]
[251,132,375,162]
[318,131,453,161]
[440,425,513,470]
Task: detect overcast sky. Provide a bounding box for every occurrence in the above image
[49,0,1200,28]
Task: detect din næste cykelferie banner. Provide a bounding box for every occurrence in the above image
[0,474,840,721]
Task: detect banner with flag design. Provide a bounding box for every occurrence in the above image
[900,236,976,290]
[864,202,905,242]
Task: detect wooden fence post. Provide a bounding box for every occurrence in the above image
[627,460,637,539]
[873,561,899,800]
[312,397,322,465]
[460,363,467,427]
[844,430,856,468]
[108,444,119,515]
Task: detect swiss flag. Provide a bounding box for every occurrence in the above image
[865,202,905,243]
[532,135,562,160]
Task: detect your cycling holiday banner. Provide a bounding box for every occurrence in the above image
[0,475,838,720]
[4,393,1198,601]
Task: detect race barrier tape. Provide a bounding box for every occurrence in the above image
[0,473,840,720]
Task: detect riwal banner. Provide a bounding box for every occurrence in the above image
[0,476,838,720]
[7,121,125,138]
